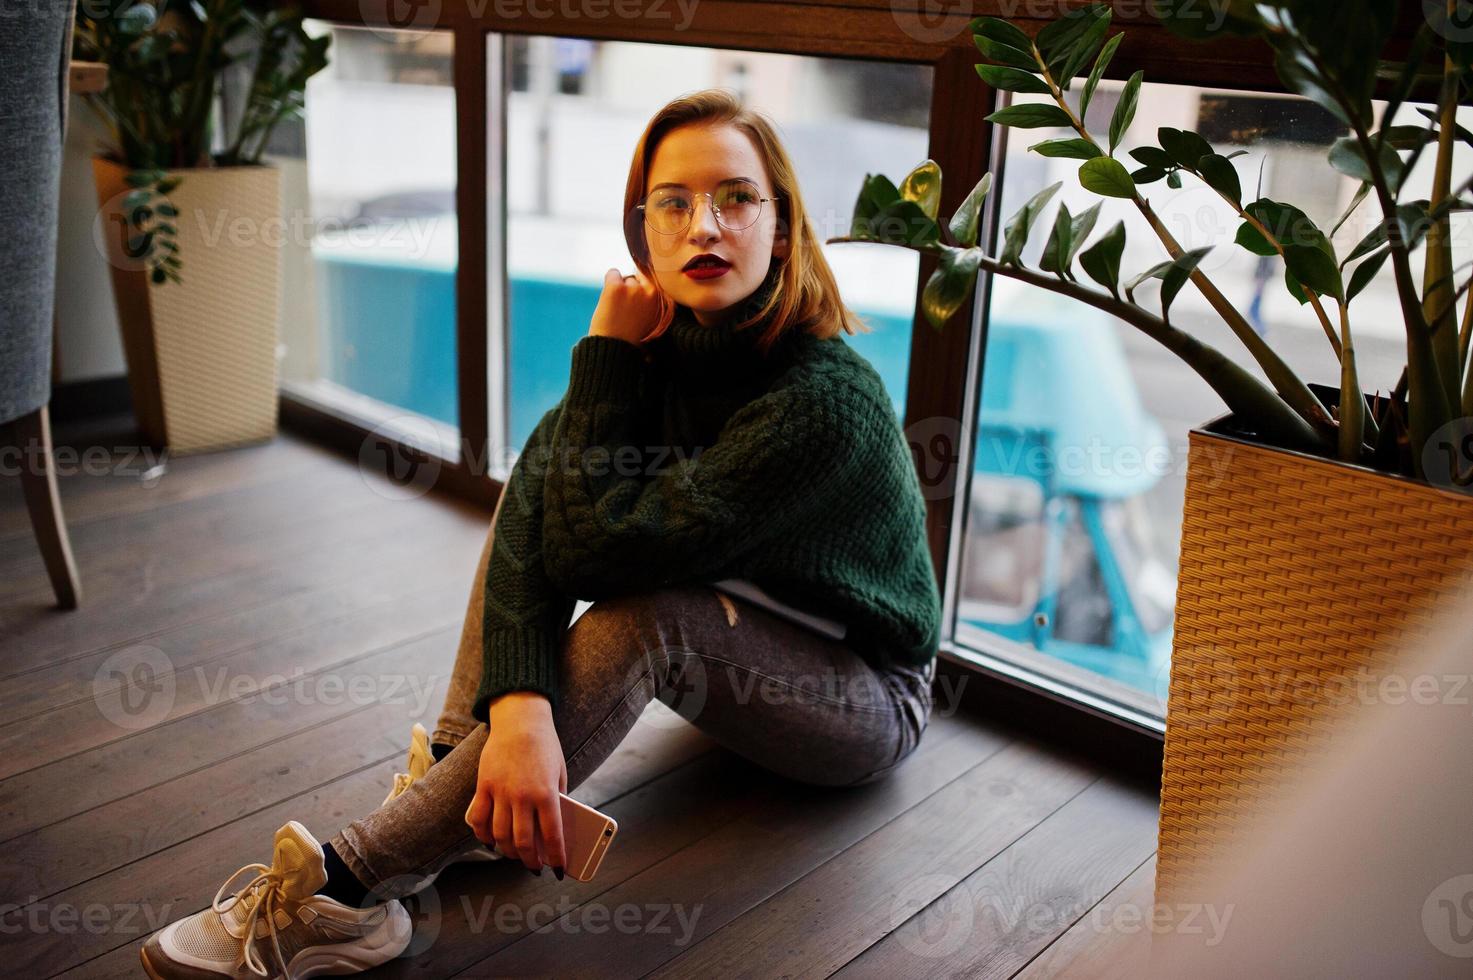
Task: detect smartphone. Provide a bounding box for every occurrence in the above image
[557,792,618,881]
[464,791,618,880]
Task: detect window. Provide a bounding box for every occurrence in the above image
[952,77,1473,725]
[275,24,458,446]
[495,37,933,458]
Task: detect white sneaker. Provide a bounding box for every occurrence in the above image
[139,820,411,979]
[385,723,502,876]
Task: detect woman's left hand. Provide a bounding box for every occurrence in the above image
[589,267,661,346]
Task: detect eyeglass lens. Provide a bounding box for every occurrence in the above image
[643,179,765,234]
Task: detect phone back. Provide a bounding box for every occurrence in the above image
[559,793,618,881]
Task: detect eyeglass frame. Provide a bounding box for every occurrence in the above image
[634,180,782,235]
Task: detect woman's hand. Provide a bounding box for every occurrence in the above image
[465,691,568,875]
[589,267,661,346]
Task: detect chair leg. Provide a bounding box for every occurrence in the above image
[14,405,82,609]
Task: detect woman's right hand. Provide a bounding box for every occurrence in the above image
[465,691,568,875]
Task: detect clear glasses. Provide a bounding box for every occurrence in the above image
[636,178,780,236]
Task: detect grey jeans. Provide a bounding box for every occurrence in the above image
[327,491,935,899]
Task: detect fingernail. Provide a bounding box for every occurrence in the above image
[554,866,565,881]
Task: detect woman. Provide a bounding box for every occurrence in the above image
[140,89,942,979]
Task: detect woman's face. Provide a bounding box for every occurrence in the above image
[641,123,787,327]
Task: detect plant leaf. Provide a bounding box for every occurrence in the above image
[1346,248,1390,301]
[1079,157,1136,198]
[1129,146,1175,169]
[899,160,943,221]
[975,64,1052,94]
[1158,127,1213,169]
[1036,3,1109,73]
[921,246,985,329]
[1080,31,1124,121]
[1124,259,1174,301]
[1132,167,1168,185]
[949,172,993,249]
[1041,202,1075,278]
[975,35,1039,72]
[1197,153,1242,206]
[1000,180,1063,266]
[1109,70,1144,153]
[1065,202,1102,271]
[970,15,1033,53]
[1079,220,1127,299]
[986,104,1075,129]
[1057,11,1114,88]
[1028,138,1103,160]
[1160,246,1213,316]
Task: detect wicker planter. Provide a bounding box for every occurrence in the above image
[92,156,281,455]
[1155,385,1473,906]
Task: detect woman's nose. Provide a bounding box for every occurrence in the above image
[688,194,723,240]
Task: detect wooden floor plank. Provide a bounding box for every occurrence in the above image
[49,717,723,978]
[0,581,465,782]
[0,427,1159,978]
[0,436,348,547]
[465,712,1005,979]
[1012,854,1159,980]
[0,483,484,677]
[0,513,477,722]
[832,776,1160,979]
[642,738,1099,980]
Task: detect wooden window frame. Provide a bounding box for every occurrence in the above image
[282,2,1428,777]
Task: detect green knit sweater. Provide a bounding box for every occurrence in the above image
[472,274,942,722]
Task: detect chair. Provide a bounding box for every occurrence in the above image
[1,5,82,609]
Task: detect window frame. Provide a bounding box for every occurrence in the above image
[285,2,1429,763]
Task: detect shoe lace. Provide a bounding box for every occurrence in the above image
[212,862,292,978]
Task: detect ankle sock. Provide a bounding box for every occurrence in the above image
[319,841,375,907]
[430,741,454,764]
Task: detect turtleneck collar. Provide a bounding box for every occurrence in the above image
[663,263,782,364]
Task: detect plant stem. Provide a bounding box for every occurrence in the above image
[834,235,1328,450]
[1424,22,1463,409]
[1337,301,1366,462]
[1030,44,1337,447]
[1223,189,1342,359]
[1301,33,1455,479]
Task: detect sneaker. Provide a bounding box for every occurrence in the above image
[139,820,411,979]
[386,723,501,871]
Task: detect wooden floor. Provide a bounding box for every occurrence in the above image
[0,417,1161,979]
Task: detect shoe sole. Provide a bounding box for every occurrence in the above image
[140,902,411,978]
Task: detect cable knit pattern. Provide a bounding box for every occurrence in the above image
[473,269,942,721]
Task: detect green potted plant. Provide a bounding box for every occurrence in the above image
[831,1,1473,905]
[75,0,329,454]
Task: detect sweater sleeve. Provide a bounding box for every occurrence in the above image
[540,334,869,597]
[472,400,578,723]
